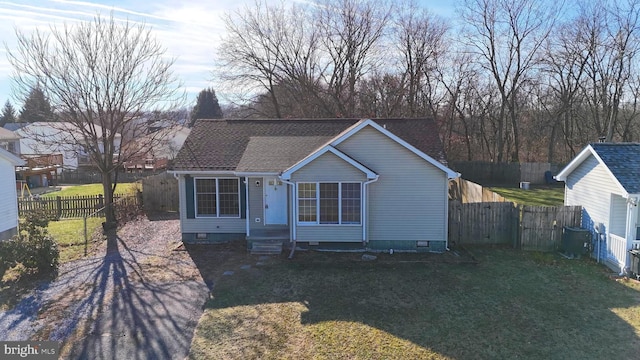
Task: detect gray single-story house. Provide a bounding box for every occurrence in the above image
[0,147,26,241]
[170,118,459,253]
[555,143,640,273]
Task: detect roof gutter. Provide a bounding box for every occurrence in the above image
[168,170,237,176]
[235,171,280,177]
[169,170,280,177]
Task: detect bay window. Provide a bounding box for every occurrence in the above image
[298,182,361,225]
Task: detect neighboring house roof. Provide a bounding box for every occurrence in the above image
[555,143,640,195]
[172,118,449,172]
[0,127,20,141]
[3,123,28,132]
[0,147,26,166]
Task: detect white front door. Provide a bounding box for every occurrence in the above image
[264,177,288,225]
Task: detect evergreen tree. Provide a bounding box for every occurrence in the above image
[20,87,55,123]
[189,88,223,127]
[1,100,17,126]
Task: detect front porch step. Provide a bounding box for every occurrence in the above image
[250,241,283,255]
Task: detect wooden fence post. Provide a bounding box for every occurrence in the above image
[513,204,523,249]
[56,196,62,220]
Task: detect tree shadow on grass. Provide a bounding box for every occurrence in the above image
[53,230,208,360]
[189,247,640,359]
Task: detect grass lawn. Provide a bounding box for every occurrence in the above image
[47,217,105,263]
[42,182,139,197]
[189,249,640,359]
[491,185,564,206]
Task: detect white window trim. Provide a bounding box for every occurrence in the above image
[296,182,362,226]
[194,177,241,218]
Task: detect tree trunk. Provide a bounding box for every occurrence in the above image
[102,173,116,226]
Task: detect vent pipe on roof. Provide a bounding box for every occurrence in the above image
[598,136,606,143]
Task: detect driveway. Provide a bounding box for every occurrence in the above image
[0,214,209,359]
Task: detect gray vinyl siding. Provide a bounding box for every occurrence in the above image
[290,152,367,182]
[296,226,362,242]
[565,155,623,234]
[248,177,265,230]
[610,194,627,236]
[336,126,448,242]
[178,175,246,234]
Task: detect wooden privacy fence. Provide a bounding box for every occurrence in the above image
[141,171,178,212]
[448,200,582,251]
[18,194,136,219]
[449,178,508,203]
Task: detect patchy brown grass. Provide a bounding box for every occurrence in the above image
[189,248,640,360]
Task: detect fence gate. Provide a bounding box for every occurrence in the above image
[449,201,583,251]
[448,201,518,247]
[520,205,582,251]
[142,172,179,212]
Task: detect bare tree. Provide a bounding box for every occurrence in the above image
[315,0,392,117]
[579,0,640,141]
[461,0,559,162]
[217,1,321,118]
[394,0,449,117]
[541,17,590,160]
[7,14,183,226]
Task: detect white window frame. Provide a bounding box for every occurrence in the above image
[194,177,241,218]
[296,182,362,226]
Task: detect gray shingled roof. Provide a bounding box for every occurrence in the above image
[172,118,447,172]
[237,136,332,172]
[591,143,640,194]
[3,123,27,132]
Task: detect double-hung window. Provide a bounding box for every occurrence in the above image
[297,182,361,225]
[195,178,240,217]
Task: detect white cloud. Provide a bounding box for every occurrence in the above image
[0,0,249,106]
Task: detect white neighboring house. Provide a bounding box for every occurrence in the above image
[0,147,26,241]
[122,125,190,171]
[0,127,21,155]
[13,122,121,171]
[157,125,190,160]
[555,143,640,274]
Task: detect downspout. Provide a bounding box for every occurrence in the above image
[280,178,296,259]
[244,177,250,237]
[362,176,380,245]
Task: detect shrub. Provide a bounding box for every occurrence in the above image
[18,230,59,274]
[0,209,60,278]
[0,238,21,279]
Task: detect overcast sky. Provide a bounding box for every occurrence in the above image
[0,0,455,111]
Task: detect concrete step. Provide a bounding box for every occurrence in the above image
[250,241,283,255]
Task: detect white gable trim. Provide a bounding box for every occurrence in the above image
[331,119,460,179]
[0,147,25,166]
[281,145,377,181]
[555,144,628,197]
